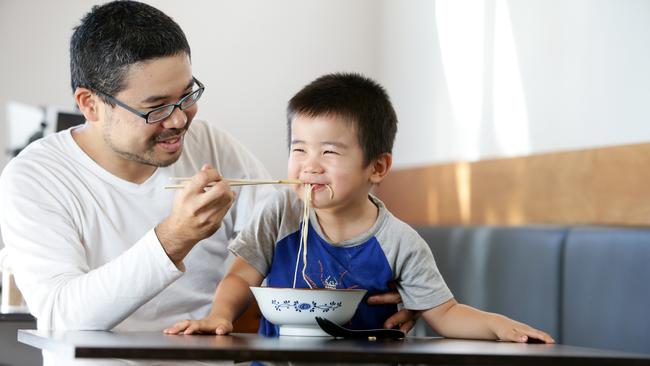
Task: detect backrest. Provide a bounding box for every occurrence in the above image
[562,227,650,354]
[416,226,567,341]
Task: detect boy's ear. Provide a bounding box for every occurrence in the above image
[369,153,392,184]
[74,87,101,122]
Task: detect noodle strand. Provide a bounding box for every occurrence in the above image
[291,183,334,289]
[292,184,314,288]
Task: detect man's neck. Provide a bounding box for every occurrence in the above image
[71,125,157,184]
[314,196,378,244]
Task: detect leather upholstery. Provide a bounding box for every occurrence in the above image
[415,226,566,341]
[562,227,650,354]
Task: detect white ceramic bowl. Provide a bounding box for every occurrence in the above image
[250,287,367,337]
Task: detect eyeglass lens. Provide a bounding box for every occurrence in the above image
[147,88,203,123]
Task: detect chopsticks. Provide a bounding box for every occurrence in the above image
[164,177,302,189]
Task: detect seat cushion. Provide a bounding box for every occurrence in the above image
[562,227,650,354]
[416,225,566,340]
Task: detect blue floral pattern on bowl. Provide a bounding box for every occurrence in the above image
[271,299,342,313]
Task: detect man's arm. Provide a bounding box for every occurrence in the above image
[0,163,233,330]
[1,195,179,330]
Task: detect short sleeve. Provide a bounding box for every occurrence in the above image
[393,232,454,310]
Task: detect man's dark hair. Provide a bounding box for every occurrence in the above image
[287,72,398,166]
[70,0,191,104]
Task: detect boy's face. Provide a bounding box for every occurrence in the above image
[288,114,376,210]
[97,53,197,168]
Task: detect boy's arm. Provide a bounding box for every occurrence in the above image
[422,299,555,343]
[207,256,264,324]
[164,256,263,335]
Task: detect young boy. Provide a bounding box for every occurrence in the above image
[165,73,555,344]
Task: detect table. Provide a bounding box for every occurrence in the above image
[1,314,41,365]
[0,312,34,322]
[18,330,650,365]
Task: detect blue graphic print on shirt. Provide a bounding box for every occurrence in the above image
[259,221,397,337]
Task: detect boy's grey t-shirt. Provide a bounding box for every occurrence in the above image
[229,188,453,333]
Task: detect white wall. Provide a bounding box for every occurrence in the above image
[0,0,381,177]
[381,0,650,168]
[1,0,649,171]
[379,0,447,168]
[167,0,382,176]
[0,1,86,168]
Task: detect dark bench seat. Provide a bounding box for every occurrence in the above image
[415,225,650,354]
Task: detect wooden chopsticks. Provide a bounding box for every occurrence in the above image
[164,177,302,189]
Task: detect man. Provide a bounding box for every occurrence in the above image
[0,1,415,364]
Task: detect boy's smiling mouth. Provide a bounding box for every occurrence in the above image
[301,181,326,190]
[301,182,334,200]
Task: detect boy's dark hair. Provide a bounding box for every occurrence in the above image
[287,72,398,166]
[70,0,191,104]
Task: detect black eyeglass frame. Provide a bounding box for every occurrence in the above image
[97,77,205,124]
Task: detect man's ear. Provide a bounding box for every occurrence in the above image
[74,88,101,122]
[369,153,392,184]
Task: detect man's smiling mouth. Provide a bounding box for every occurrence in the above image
[156,133,184,152]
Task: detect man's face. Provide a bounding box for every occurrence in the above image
[100,53,198,168]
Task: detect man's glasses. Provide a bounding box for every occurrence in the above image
[98,77,205,124]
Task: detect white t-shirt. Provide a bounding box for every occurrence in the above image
[0,120,273,334]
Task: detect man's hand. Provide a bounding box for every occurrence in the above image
[163,317,233,335]
[366,286,421,333]
[155,164,235,265]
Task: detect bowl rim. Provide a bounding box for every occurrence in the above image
[250,286,367,294]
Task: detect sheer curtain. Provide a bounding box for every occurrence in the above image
[435,0,531,162]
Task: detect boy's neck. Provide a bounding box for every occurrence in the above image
[313,195,379,244]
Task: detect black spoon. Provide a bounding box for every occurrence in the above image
[315,317,405,340]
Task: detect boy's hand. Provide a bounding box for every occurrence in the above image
[490,315,555,344]
[163,317,234,336]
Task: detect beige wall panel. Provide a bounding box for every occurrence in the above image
[375,143,650,226]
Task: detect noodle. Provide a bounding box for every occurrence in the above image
[292,184,313,288]
[291,183,334,289]
[325,184,334,200]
